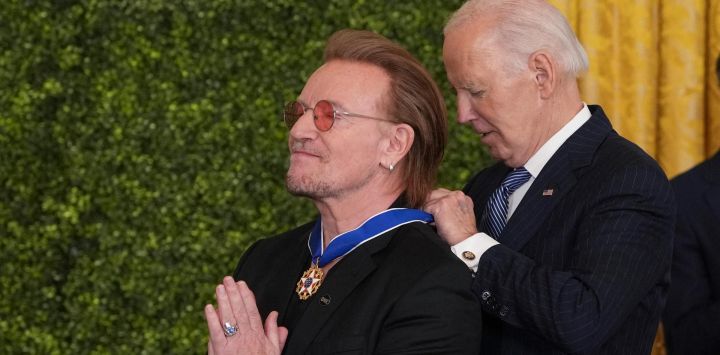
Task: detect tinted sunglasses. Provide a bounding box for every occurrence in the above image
[283,100,391,132]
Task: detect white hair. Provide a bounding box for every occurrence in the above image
[444,0,588,78]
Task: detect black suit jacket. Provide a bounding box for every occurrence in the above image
[663,150,720,355]
[464,105,675,354]
[233,221,482,355]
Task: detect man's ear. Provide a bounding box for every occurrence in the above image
[529,50,556,99]
[380,123,414,171]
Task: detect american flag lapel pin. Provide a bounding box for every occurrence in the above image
[542,187,554,196]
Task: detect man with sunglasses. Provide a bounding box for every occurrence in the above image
[203,29,481,355]
[425,0,675,354]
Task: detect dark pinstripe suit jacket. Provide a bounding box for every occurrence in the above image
[464,105,675,354]
[663,150,720,355]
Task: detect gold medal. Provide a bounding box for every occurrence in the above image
[296,262,324,300]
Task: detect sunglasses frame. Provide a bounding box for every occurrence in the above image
[283,99,391,132]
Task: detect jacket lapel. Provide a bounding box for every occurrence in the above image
[283,228,395,352]
[500,153,577,250]
[500,105,613,251]
[260,224,314,325]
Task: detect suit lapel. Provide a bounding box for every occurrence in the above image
[260,225,314,326]
[284,228,395,352]
[501,154,577,250]
[500,105,613,251]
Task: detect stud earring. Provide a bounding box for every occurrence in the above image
[388,163,394,172]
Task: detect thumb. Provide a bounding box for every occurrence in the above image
[264,311,283,352]
[278,326,289,350]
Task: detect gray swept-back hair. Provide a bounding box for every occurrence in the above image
[445,0,588,78]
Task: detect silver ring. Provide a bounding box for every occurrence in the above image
[223,321,239,337]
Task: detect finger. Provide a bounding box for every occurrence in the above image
[207,340,215,355]
[426,189,468,215]
[215,284,239,335]
[223,276,251,330]
[433,191,470,215]
[454,193,473,212]
[237,281,264,331]
[453,190,471,203]
[204,304,226,350]
[463,194,474,212]
[423,196,442,214]
[278,326,289,351]
[422,202,435,215]
[427,188,451,201]
[264,311,280,349]
[424,199,444,216]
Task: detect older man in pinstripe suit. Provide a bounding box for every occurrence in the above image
[424,0,675,354]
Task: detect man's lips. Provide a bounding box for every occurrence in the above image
[471,123,492,138]
[290,140,323,159]
[291,149,321,158]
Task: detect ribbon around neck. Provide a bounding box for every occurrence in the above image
[308,208,434,267]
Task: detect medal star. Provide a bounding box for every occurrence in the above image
[296,265,324,300]
[301,274,320,289]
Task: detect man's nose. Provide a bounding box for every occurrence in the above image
[456,95,476,124]
[289,108,319,140]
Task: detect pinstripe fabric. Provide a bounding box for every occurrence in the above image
[464,106,675,354]
[485,168,532,239]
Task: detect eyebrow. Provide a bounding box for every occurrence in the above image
[462,80,488,89]
[462,85,485,91]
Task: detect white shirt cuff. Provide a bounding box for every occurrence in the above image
[450,233,499,272]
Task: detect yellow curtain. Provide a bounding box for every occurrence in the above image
[548,2,720,354]
[550,0,720,178]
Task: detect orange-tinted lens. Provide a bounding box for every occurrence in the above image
[313,100,335,131]
[283,101,304,129]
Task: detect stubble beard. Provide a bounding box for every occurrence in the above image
[286,173,337,199]
[285,167,378,201]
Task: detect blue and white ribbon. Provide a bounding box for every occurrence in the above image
[308,208,434,267]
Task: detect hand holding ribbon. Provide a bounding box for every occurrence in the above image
[423,188,478,245]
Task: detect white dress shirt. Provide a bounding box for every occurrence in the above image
[451,104,592,271]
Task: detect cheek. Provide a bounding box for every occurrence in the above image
[329,133,381,167]
[470,99,502,129]
[500,115,537,152]
[346,141,380,166]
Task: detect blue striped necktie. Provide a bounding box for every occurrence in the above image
[484,167,532,239]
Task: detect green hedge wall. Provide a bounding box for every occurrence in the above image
[0,0,492,353]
